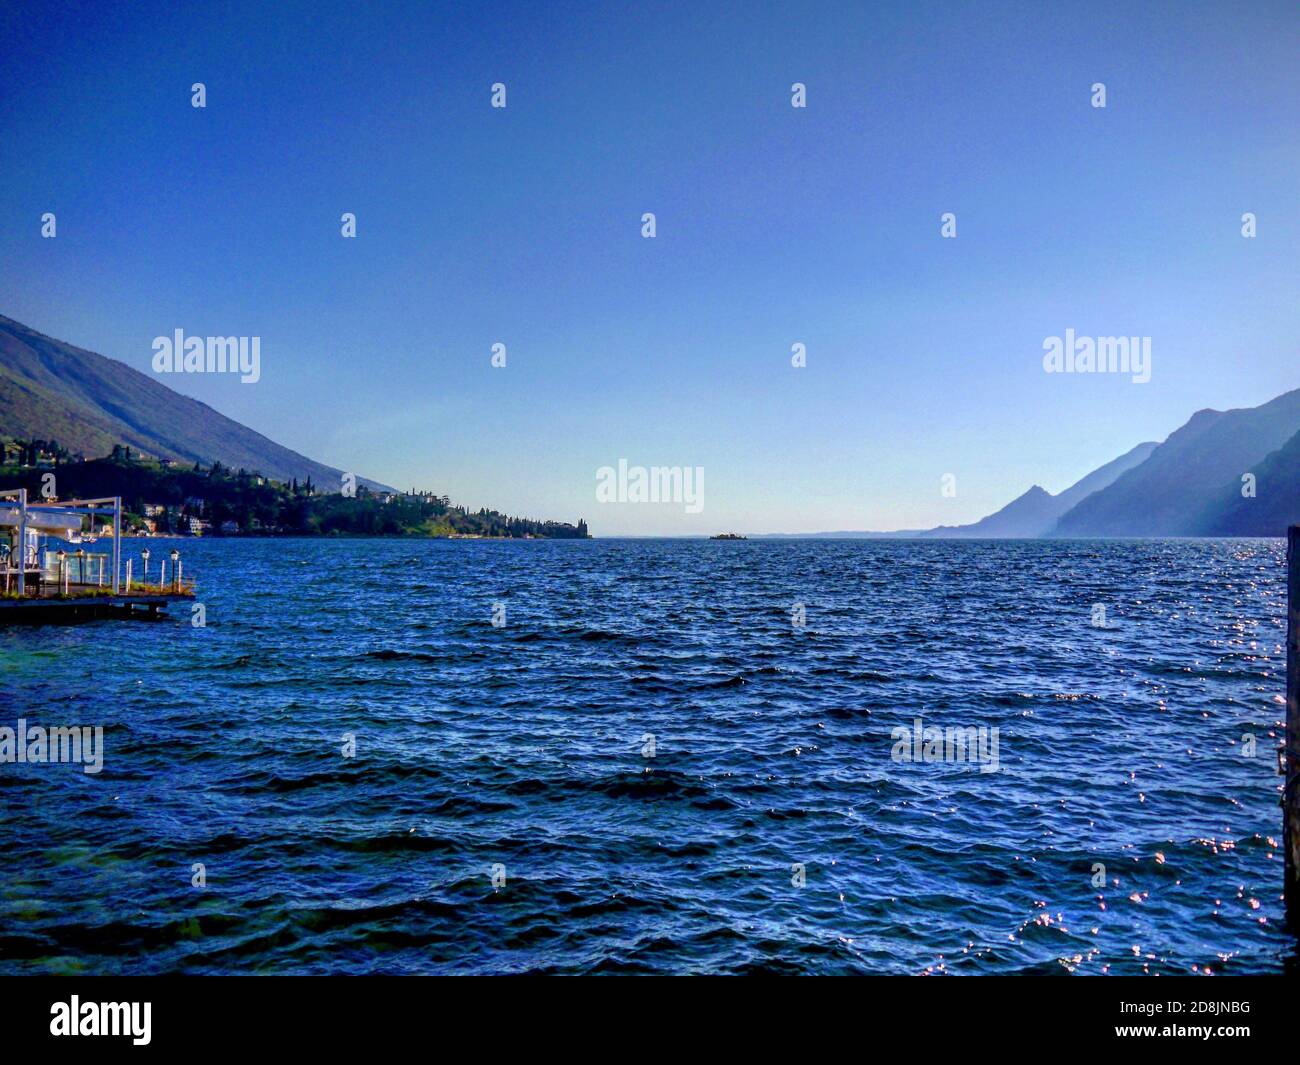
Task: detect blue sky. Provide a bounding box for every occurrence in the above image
[1,0,1297,534]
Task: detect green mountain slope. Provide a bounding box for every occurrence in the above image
[0,313,388,489]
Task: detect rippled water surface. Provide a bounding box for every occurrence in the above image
[1,537,1294,974]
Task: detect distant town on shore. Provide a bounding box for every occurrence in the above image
[0,440,590,540]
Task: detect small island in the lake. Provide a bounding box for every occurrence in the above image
[709,532,747,540]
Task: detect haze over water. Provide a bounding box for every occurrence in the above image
[0,537,1292,974]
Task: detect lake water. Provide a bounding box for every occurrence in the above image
[0,537,1294,974]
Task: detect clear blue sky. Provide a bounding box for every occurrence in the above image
[1,0,1296,534]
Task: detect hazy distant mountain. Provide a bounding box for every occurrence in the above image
[919,441,1158,538]
[1050,441,1161,513]
[0,314,389,490]
[751,441,1161,539]
[1200,427,1300,536]
[918,485,1060,538]
[754,389,1299,540]
[1052,389,1300,537]
[750,529,927,538]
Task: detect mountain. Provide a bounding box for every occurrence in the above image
[918,441,1159,538]
[919,485,1060,538]
[1049,441,1161,514]
[749,529,927,538]
[0,313,389,490]
[1200,427,1300,536]
[753,390,1298,540]
[750,441,1159,539]
[1052,389,1300,537]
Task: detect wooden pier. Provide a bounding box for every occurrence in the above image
[1286,526,1300,928]
[0,592,191,623]
[1,489,194,624]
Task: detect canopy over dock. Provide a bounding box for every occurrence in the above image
[0,488,193,621]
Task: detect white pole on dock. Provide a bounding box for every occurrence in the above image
[16,488,26,597]
[112,496,121,594]
[125,560,132,593]
[1286,525,1300,928]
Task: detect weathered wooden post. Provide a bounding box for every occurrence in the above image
[1287,526,1300,928]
